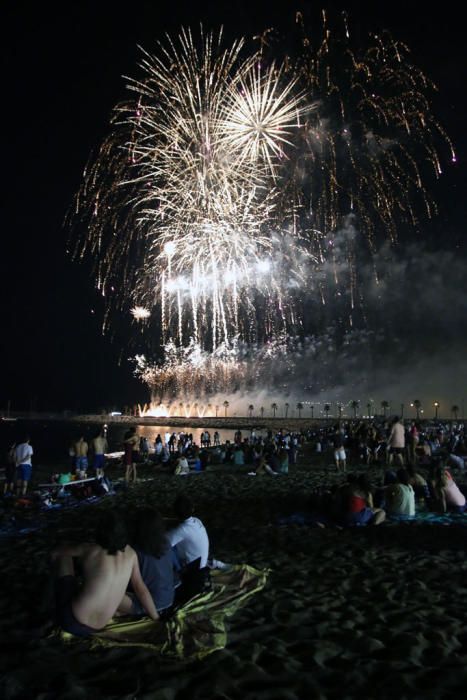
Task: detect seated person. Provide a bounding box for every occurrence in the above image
[407,465,430,501]
[233,446,245,466]
[167,495,209,569]
[118,508,174,619]
[249,456,278,476]
[384,469,416,516]
[174,455,190,475]
[277,449,289,474]
[340,473,385,526]
[430,466,467,513]
[167,495,211,604]
[52,510,158,637]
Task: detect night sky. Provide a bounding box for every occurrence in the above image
[2,1,466,413]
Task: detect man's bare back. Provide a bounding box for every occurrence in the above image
[92,435,108,454]
[54,542,159,630]
[74,438,89,458]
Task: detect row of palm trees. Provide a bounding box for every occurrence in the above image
[240,401,462,420]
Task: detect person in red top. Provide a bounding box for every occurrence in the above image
[341,474,386,526]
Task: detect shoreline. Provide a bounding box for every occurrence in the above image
[2,412,463,432]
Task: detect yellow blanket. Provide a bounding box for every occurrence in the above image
[60,564,268,660]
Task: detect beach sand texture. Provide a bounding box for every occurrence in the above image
[2,459,467,699]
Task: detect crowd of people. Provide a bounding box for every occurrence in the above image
[3,416,467,640]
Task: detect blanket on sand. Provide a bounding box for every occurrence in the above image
[59,564,268,660]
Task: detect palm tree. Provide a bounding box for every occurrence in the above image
[284,402,290,418]
[223,400,229,417]
[260,406,264,418]
[248,404,254,418]
[179,402,184,417]
[451,405,460,420]
[337,403,343,419]
[194,402,199,417]
[324,404,330,420]
[413,400,421,419]
[271,403,278,417]
[351,400,359,418]
[297,402,303,418]
[367,401,373,417]
[381,400,389,417]
[215,405,219,417]
[310,404,314,419]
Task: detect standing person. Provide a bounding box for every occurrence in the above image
[74,436,89,479]
[4,442,17,495]
[388,416,405,468]
[123,427,139,484]
[15,436,34,495]
[154,436,163,463]
[213,431,220,446]
[139,436,149,462]
[92,429,108,479]
[52,510,159,637]
[333,430,347,473]
[408,421,420,466]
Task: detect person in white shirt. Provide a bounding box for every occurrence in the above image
[15,436,33,495]
[167,495,211,604]
[167,495,209,568]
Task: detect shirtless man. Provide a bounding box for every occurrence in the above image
[52,510,159,637]
[74,435,89,478]
[92,430,108,478]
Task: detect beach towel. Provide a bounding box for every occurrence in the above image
[59,564,268,660]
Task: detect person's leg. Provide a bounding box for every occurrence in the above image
[132,463,137,482]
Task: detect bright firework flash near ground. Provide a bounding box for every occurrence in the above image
[71,14,455,417]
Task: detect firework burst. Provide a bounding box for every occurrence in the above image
[72,17,454,402]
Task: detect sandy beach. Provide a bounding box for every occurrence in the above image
[2,450,467,699]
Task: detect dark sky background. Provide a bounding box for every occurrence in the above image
[2,1,466,412]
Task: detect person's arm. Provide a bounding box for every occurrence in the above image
[166,524,183,547]
[130,555,159,621]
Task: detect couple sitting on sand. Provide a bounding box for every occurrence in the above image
[52,495,211,637]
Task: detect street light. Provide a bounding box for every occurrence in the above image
[434,401,439,420]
